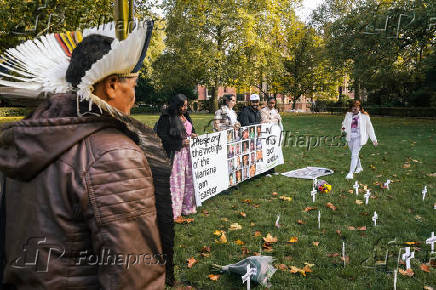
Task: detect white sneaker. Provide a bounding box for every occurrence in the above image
[346,172,354,179]
[355,167,363,173]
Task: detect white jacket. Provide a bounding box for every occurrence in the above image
[341,112,377,146]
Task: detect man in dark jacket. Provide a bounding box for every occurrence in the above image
[238,94,262,126]
[0,33,174,289]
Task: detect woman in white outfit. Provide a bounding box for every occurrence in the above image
[214,94,241,132]
[341,100,378,179]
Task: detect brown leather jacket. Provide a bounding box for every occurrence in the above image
[0,95,174,289]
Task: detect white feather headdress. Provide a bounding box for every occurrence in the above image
[0,20,154,117]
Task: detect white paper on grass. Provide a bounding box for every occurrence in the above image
[281,167,334,179]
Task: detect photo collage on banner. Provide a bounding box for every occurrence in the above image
[227,125,263,187]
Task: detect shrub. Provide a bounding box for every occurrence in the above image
[0,107,32,117]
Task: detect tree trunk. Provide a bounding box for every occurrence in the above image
[212,82,219,112]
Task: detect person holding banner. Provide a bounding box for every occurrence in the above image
[238,94,262,126]
[156,94,198,218]
[214,94,241,131]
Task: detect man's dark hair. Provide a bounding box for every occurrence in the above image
[66,34,114,88]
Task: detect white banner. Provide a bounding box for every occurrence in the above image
[191,123,284,206]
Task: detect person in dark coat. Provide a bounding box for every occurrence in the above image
[156,94,198,219]
[238,94,262,126]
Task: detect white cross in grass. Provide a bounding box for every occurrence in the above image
[364,190,371,205]
[372,211,378,226]
[242,264,257,290]
[422,186,427,201]
[384,179,391,190]
[353,181,359,195]
[311,189,317,202]
[426,232,436,253]
[401,247,414,270]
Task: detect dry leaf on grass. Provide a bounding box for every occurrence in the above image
[355,200,364,205]
[208,274,220,281]
[403,163,411,168]
[340,256,350,263]
[272,191,278,196]
[326,202,337,211]
[327,253,340,257]
[424,286,434,290]
[214,230,224,236]
[187,257,197,268]
[214,231,227,244]
[239,212,247,218]
[312,241,319,247]
[420,264,430,273]
[254,231,262,237]
[235,240,245,245]
[357,226,367,231]
[348,190,354,194]
[221,218,228,222]
[275,264,289,271]
[336,230,342,236]
[297,219,306,225]
[399,268,414,276]
[348,226,356,231]
[242,199,252,204]
[229,223,242,230]
[290,265,312,276]
[262,243,273,252]
[241,247,250,255]
[287,236,298,243]
[174,216,194,224]
[202,210,209,216]
[201,246,211,257]
[304,206,318,212]
[263,233,278,243]
[279,196,292,201]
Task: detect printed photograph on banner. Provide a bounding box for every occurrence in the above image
[242,128,249,140]
[242,140,249,154]
[234,141,241,155]
[256,139,262,150]
[250,139,255,151]
[256,125,261,137]
[249,126,255,139]
[249,164,256,178]
[250,152,255,163]
[236,169,242,183]
[243,154,249,167]
[227,158,234,174]
[242,167,249,180]
[256,150,263,163]
[227,129,234,143]
[236,155,242,170]
[227,144,234,158]
[229,172,236,186]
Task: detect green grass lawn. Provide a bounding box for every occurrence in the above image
[1,113,435,289]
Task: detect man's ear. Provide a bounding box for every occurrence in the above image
[103,75,120,100]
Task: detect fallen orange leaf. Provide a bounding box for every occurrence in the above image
[348,226,356,231]
[187,257,197,268]
[357,226,367,231]
[208,274,220,281]
[254,231,262,237]
[275,264,288,271]
[213,230,224,236]
[421,264,430,273]
[240,212,247,218]
[326,202,337,211]
[262,243,273,252]
[312,241,319,247]
[272,191,278,196]
[302,264,312,273]
[242,199,252,204]
[297,219,306,225]
[250,222,256,226]
[229,223,242,230]
[174,216,194,224]
[279,196,292,201]
[241,247,250,255]
[263,233,278,243]
[304,206,318,212]
[327,253,340,257]
[235,239,245,245]
[287,236,298,243]
[399,268,414,276]
[336,230,342,236]
[215,231,227,244]
[355,200,364,205]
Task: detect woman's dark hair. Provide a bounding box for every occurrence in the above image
[166,93,188,138]
[221,94,235,106]
[267,96,279,112]
[66,34,114,88]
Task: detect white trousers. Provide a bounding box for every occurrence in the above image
[348,134,362,173]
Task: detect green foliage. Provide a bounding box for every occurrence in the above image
[0,107,32,117]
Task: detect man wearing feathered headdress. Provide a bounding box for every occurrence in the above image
[0,16,174,290]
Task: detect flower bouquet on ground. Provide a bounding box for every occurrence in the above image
[316,179,332,193]
[211,256,276,287]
